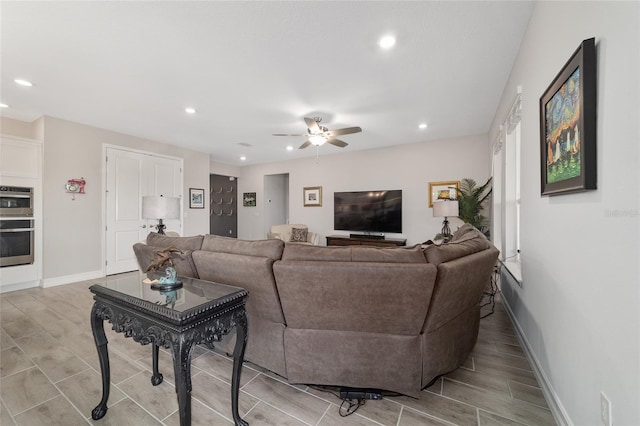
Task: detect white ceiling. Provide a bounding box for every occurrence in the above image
[1,1,533,166]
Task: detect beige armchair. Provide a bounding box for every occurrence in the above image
[268,224,320,245]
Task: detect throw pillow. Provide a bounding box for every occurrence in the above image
[290,227,308,243]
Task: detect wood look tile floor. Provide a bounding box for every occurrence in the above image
[0,274,556,426]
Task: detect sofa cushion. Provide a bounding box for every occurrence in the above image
[290,227,308,243]
[132,243,199,278]
[192,250,284,323]
[450,223,478,242]
[351,245,427,263]
[281,244,427,263]
[201,234,284,260]
[281,244,353,262]
[146,232,204,251]
[423,231,490,265]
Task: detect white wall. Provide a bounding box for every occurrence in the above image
[263,173,289,236]
[2,116,211,282]
[489,2,639,425]
[236,134,490,245]
[210,160,240,179]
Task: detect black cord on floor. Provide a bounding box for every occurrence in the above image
[339,398,366,417]
[480,263,500,319]
[309,385,398,417]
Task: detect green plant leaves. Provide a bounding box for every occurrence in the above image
[456,177,492,237]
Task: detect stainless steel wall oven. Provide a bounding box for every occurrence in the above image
[0,219,35,267]
[0,186,34,217]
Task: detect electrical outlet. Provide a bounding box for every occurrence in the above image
[600,392,612,426]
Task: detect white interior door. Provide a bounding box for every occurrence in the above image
[105,147,183,275]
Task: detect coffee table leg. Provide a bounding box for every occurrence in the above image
[90,304,110,420]
[151,343,163,386]
[231,311,249,426]
[172,337,194,426]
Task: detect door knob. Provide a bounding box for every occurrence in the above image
[141,224,147,228]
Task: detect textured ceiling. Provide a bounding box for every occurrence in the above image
[1,1,533,166]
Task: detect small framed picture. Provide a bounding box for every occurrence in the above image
[303,186,322,207]
[428,181,460,208]
[189,188,204,209]
[243,192,256,207]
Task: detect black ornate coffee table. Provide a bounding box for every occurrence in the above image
[89,273,249,426]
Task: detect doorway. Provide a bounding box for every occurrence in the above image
[104,146,183,275]
[263,173,289,238]
[210,174,237,238]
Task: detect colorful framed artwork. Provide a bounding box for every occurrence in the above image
[189,188,204,209]
[428,181,460,208]
[540,37,597,196]
[303,186,322,207]
[243,192,256,207]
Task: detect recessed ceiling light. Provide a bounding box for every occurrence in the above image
[378,35,396,49]
[419,123,428,129]
[0,103,8,108]
[185,107,196,114]
[286,146,294,151]
[14,79,33,87]
[240,156,246,161]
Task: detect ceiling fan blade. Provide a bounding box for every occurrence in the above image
[304,117,321,132]
[272,133,306,137]
[326,126,362,137]
[326,138,348,148]
[299,140,312,149]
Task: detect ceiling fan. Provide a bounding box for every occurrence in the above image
[273,117,362,149]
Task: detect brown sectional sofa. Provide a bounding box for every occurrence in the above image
[133,224,498,396]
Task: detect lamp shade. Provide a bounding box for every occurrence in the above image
[433,200,459,218]
[142,196,180,220]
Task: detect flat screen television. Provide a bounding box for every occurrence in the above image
[334,190,402,234]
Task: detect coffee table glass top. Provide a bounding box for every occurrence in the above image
[90,272,247,317]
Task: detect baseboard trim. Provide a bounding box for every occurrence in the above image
[42,269,105,288]
[500,297,573,426]
[0,280,40,294]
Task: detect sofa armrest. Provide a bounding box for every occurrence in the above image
[269,233,289,242]
[307,232,321,245]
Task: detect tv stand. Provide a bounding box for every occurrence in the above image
[326,235,407,248]
[350,233,385,240]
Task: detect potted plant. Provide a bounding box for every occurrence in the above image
[456,177,492,238]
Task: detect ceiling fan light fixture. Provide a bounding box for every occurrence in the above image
[309,135,327,146]
[286,145,294,151]
[378,35,396,49]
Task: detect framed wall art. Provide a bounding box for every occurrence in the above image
[303,186,322,207]
[189,188,204,209]
[428,181,459,208]
[243,192,256,207]
[540,37,597,196]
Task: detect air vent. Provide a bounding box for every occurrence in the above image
[237,142,252,147]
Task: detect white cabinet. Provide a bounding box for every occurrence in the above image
[0,135,43,292]
[1,136,41,179]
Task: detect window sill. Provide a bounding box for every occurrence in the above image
[501,259,523,286]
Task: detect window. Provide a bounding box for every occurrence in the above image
[492,87,522,283]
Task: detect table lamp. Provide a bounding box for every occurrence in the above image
[433,199,459,240]
[142,195,180,235]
